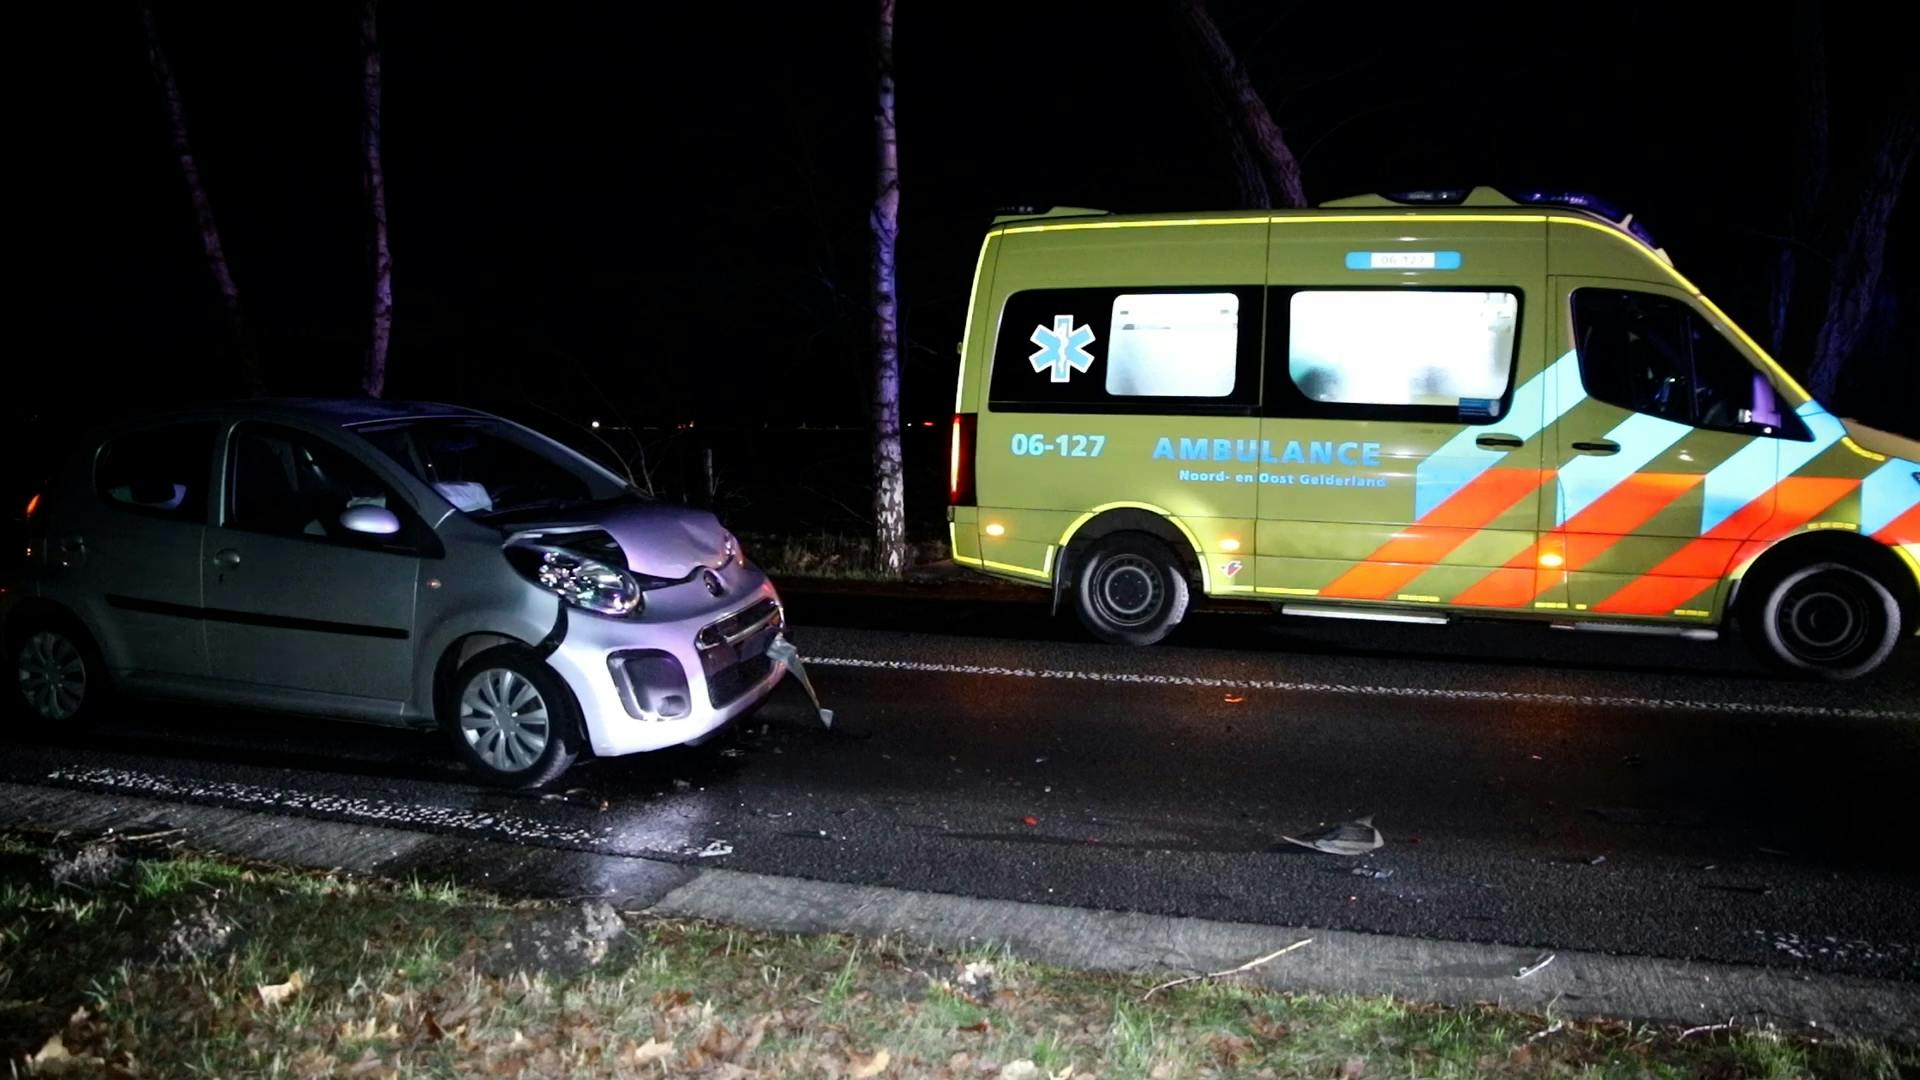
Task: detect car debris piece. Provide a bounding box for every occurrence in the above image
[694,841,733,858]
[1350,865,1393,879]
[767,635,834,728]
[1281,816,1383,856]
[1513,952,1555,979]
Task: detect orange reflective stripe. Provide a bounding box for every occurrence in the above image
[1452,566,1537,607]
[1874,504,1918,545]
[1451,473,1699,608]
[1593,476,1858,615]
[1562,472,1701,538]
[1320,468,1544,600]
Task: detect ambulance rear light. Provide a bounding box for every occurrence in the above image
[949,413,977,507]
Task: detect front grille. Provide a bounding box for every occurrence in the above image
[699,598,783,708]
[698,598,782,650]
[707,653,775,709]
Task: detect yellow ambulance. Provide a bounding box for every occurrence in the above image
[946,188,1919,679]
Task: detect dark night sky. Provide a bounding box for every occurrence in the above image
[15,2,1917,493]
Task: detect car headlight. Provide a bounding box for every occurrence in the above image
[507,545,643,617]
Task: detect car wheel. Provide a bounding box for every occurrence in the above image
[442,645,580,787]
[1073,534,1191,646]
[1750,561,1901,681]
[7,618,107,733]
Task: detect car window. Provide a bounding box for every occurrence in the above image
[95,422,215,522]
[225,424,412,545]
[356,419,613,517]
[1570,288,1803,437]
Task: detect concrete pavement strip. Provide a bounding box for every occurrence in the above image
[1,780,1912,1042]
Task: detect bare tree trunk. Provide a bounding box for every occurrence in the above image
[1808,109,1917,405]
[1173,0,1306,209]
[141,3,265,397]
[1767,1,1828,357]
[868,0,907,577]
[360,0,394,398]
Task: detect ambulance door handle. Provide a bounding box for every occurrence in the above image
[1475,434,1523,450]
[1571,439,1621,456]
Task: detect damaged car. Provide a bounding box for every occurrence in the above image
[3,399,817,786]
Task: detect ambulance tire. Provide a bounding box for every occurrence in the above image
[1073,534,1190,646]
[1749,562,1901,681]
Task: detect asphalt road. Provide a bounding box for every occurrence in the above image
[5,585,1918,982]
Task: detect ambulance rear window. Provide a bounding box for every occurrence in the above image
[988,286,1262,414]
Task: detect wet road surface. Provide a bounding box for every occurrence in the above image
[5,586,1917,981]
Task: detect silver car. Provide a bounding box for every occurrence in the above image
[4,399,795,786]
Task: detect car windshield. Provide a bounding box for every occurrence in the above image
[354,417,635,521]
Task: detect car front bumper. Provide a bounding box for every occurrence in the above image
[543,564,789,757]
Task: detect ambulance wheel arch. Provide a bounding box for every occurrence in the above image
[1732,531,1917,679]
[1059,508,1206,645]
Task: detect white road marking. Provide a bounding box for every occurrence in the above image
[806,656,1920,722]
[45,766,608,847]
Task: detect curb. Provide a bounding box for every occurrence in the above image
[2,779,1912,1042]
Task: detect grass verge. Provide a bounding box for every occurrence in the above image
[741,532,951,583]
[0,831,1909,1078]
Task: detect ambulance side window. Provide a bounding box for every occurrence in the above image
[1265,288,1522,423]
[987,286,1262,415]
[1570,289,1808,438]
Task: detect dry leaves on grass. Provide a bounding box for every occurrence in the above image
[632,1037,674,1065]
[848,1047,891,1077]
[256,970,305,1007]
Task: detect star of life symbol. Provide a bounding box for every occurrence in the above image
[1029,314,1096,383]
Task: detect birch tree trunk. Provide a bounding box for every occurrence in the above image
[868,0,907,577]
[1174,0,1306,209]
[141,3,265,397]
[1808,109,1917,405]
[360,0,394,399]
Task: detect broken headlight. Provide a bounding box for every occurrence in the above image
[507,545,642,617]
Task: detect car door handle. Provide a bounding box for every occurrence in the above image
[211,549,242,569]
[1571,440,1621,456]
[1474,433,1524,450]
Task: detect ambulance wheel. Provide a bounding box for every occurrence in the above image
[1073,534,1190,646]
[1748,562,1900,681]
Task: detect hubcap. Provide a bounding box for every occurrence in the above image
[17,632,86,721]
[1777,571,1873,664]
[458,668,550,773]
[1095,555,1164,627]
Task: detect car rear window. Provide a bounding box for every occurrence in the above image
[94,422,216,522]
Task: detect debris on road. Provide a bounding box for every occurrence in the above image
[1281,816,1384,856]
[694,841,733,858]
[1223,693,1245,704]
[1586,855,1608,866]
[1514,953,1556,980]
[1022,816,1039,827]
[1142,937,1313,1000]
[720,747,746,759]
[1350,865,1393,880]
[767,635,834,728]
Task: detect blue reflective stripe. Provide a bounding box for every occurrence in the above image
[1554,411,1693,525]
[1413,351,1583,520]
[1697,402,1844,533]
[1860,458,1920,536]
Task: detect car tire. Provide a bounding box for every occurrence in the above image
[6,615,108,734]
[1073,533,1191,646]
[441,645,581,788]
[1748,561,1901,681]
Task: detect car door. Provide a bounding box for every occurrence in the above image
[1545,280,1834,621]
[55,422,215,678]
[1256,280,1554,611]
[203,421,426,704]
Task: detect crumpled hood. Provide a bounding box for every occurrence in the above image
[506,503,731,580]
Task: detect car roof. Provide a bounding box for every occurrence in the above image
[119,397,494,430]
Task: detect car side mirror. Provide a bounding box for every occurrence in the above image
[340,505,401,536]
